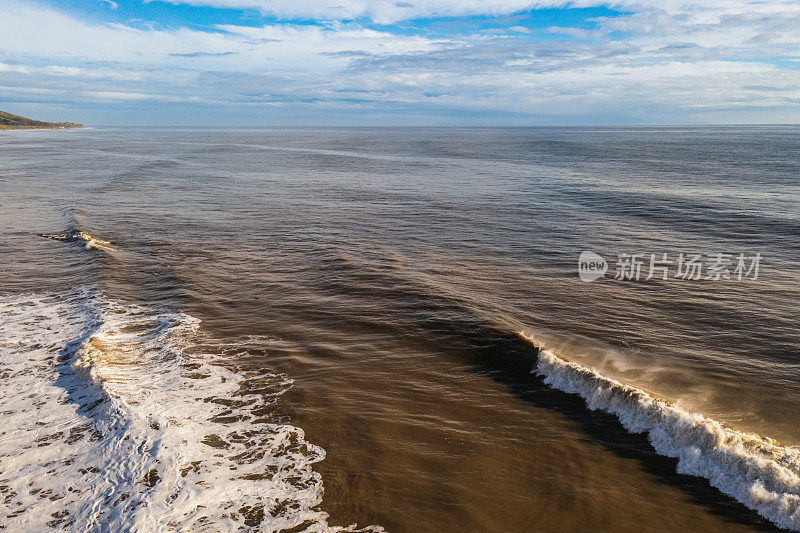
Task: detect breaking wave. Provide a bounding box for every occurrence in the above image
[519,332,800,531]
[0,289,375,532]
[40,231,116,252]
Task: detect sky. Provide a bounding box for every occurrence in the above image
[1,0,799,125]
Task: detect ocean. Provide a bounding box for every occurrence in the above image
[1,126,798,532]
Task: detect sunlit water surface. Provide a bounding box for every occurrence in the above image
[1,127,799,532]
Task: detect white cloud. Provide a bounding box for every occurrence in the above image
[151,0,570,24]
[150,0,800,26]
[0,2,442,68]
[1,0,800,123]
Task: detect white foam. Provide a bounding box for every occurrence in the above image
[520,332,800,531]
[76,231,116,252]
[39,231,116,252]
[0,289,376,532]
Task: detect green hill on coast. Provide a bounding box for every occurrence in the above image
[0,110,83,130]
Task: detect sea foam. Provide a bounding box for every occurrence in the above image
[40,230,116,251]
[520,332,800,531]
[0,289,372,532]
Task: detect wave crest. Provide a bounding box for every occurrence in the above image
[40,230,116,251]
[520,332,800,531]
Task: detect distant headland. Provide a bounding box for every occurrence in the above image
[0,110,83,130]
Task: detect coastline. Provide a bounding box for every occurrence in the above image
[0,125,84,131]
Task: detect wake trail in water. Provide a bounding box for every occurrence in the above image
[0,289,376,532]
[519,332,800,531]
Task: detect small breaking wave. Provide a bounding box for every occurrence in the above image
[40,230,116,252]
[0,289,377,532]
[518,332,800,531]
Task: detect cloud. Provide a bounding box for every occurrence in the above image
[150,0,568,24]
[2,0,800,123]
[149,0,800,26]
[169,51,239,57]
[546,26,597,39]
[0,2,442,68]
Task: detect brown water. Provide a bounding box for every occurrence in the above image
[1,127,799,532]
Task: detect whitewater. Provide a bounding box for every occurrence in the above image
[0,288,372,532]
[520,333,800,531]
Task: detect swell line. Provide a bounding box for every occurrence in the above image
[519,332,800,531]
